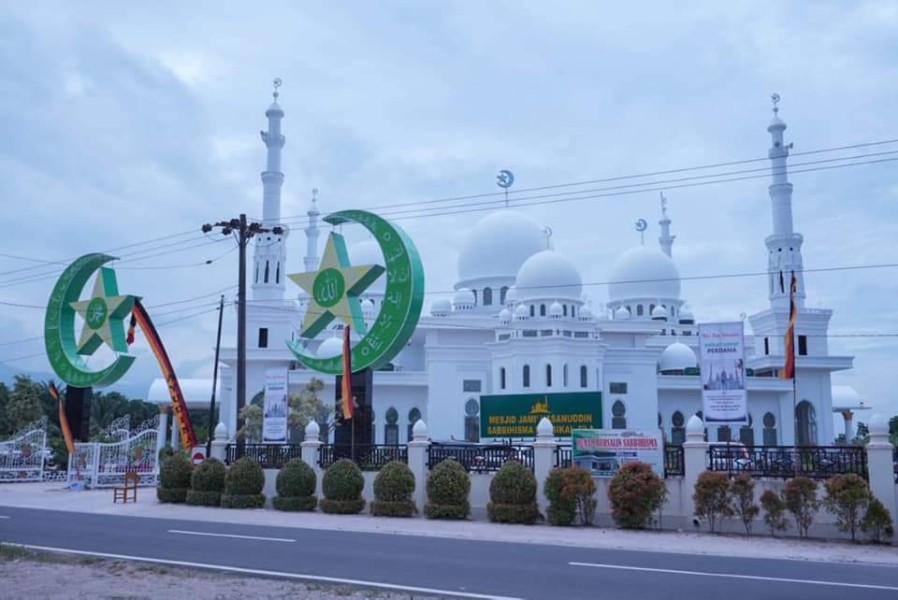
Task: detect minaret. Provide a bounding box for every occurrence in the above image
[304,188,321,271]
[764,94,805,311]
[252,79,289,302]
[658,192,675,257]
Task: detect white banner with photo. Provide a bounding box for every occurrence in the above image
[698,321,748,425]
[262,369,289,443]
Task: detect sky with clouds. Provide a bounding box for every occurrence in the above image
[2,1,897,427]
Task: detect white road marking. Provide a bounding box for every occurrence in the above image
[9,544,522,600]
[0,516,10,519]
[569,561,898,592]
[167,529,295,543]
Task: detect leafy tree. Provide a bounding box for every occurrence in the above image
[852,422,869,446]
[7,374,44,432]
[0,381,10,437]
[822,474,869,542]
[760,490,788,536]
[693,471,732,533]
[783,477,820,539]
[730,473,760,536]
[238,378,330,442]
[889,415,898,447]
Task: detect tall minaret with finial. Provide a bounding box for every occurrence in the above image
[252,78,289,303]
[658,192,675,257]
[304,188,320,271]
[764,93,805,311]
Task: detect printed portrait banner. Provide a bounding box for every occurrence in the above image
[262,369,289,443]
[698,321,748,425]
[571,429,663,478]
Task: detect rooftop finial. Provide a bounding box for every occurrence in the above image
[542,226,553,249]
[496,169,515,208]
[771,92,780,116]
[635,218,647,245]
[311,187,318,205]
[660,191,668,218]
[273,77,282,101]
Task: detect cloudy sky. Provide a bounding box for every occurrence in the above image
[2,2,897,425]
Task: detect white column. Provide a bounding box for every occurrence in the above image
[682,415,709,519]
[210,422,228,462]
[301,421,324,499]
[407,419,431,516]
[171,417,180,451]
[533,417,557,515]
[865,414,897,530]
[156,407,169,457]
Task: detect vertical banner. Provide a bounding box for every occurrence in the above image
[262,369,289,443]
[698,321,748,425]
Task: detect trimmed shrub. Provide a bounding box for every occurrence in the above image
[371,460,416,517]
[861,496,895,544]
[220,457,266,509]
[319,458,365,514]
[608,462,667,530]
[156,454,193,504]
[273,458,317,512]
[823,474,869,542]
[730,473,759,536]
[487,461,539,524]
[783,477,819,539]
[545,467,596,526]
[425,459,471,520]
[693,471,732,533]
[186,457,226,507]
[158,446,175,462]
[760,489,788,536]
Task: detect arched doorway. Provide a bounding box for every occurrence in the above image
[795,401,817,446]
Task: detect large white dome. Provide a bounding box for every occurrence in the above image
[458,210,546,282]
[658,342,697,373]
[608,246,681,302]
[349,240,386,293]
[515,249,582,302]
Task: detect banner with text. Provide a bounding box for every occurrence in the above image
[698,321,748,425]
[571,429,663,477]
[262,369,289,443]
[480,392,602,439]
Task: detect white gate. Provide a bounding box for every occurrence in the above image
[0,417,47,483]
[67,416,160,488]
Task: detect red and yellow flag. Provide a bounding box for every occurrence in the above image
[341,325,353,420]
[780,272,798,380]
[48,382,76,454]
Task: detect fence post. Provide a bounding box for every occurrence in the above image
[533,417,557,516]
[407,419,430,516]
[865,414,897,531]
[210,422,228,462]
[156,406,169,459]
[682,415,708,520]
[301,421,323,500]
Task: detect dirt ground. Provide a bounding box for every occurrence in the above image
[0,546,443,600]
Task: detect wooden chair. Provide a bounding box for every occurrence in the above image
[113,469,139,504]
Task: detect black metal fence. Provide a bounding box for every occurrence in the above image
[318,444,408,471]
[707,445,868,480]
[664,445,684,477]
[224,444,303,469]
[893,447,897,483]
[554,446,572,468]
[427,444,534,473]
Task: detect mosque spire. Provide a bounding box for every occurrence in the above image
[658,192,675,258]
[764,93,805,310]
[304,188,321,271]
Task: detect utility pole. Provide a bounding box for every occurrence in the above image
[205,294,225,458]
[202,214,282,459]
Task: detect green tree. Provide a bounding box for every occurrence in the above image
[238,378,330,442]
[889,415,898,447]
[7,374,44,432]
[0,381,10,437]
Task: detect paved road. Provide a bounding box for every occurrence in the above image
[1,507,896,599]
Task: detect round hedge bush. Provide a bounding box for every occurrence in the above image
[220,456,266,509]
[487,460,539,524]
[371,460,416,517]
[425,458,471,520]
[273,458,318,512]
[319,458,365,514]
[545,466,598,527]
[186,457,227,507]
[157,454,193,504]
[608,462,667,529]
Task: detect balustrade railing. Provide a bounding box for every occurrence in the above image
[225,444,303,469]
[664,445,684,477]
[318,444,408,471]
[554,445,572,468]
[427,443,534,473]
[707,445,868,480]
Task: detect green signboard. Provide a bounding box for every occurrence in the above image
[480,392,602,439]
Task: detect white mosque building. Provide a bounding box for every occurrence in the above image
[188,90,865,449]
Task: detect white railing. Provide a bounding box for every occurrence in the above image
[67,427,160,488]
[0,417,48,483]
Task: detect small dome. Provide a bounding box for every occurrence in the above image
[658,342,697,373]
[431,298,452,316]
[686,414,704,435]
[768,115,786,132]
[679,305,694,323]
[579,305,594,321]
[498,308,512,323]
[651,305,668,320]
[362,298,376,317]
[350,240,386,293]
[608,246,680,303]
[505,285,517,307]
[614,306,630,320]
[549,301,563,317]
[831,385,864,410]
[514,303,529,319]
[316,336,345,358]
[453,288,475,308]
[266,102,284,117]
[515,249,582,302]
[458,210,546,282]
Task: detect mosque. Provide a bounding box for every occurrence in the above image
[163,90,868,449]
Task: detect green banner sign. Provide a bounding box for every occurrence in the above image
[480,392,602,438]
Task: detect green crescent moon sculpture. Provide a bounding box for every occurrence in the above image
[286,209,425,375]
[44,253,136,388]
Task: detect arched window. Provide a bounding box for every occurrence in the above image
[579,365,588,388]
[523,365,531,388]
[696,410,709,441]
[763,412,777,446]
[540,304,546,317]
[671,411,685,445]
[483,287,493,306]
[649,304,655,313]
[384,407,399,445]
[500,286,509,305]
[796,401,817,446]
[530,305,535,317]
[465,398,480,442]
[472,289,478,305]
[611,400,627,429]
[563,305,568,317]
[546,364,553,387]
[407,408,422,443]
[636,305,644,317]
[499,367,506,390]
[739,414,754,447]
[562,364,569,388]
[264,261,270,283]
